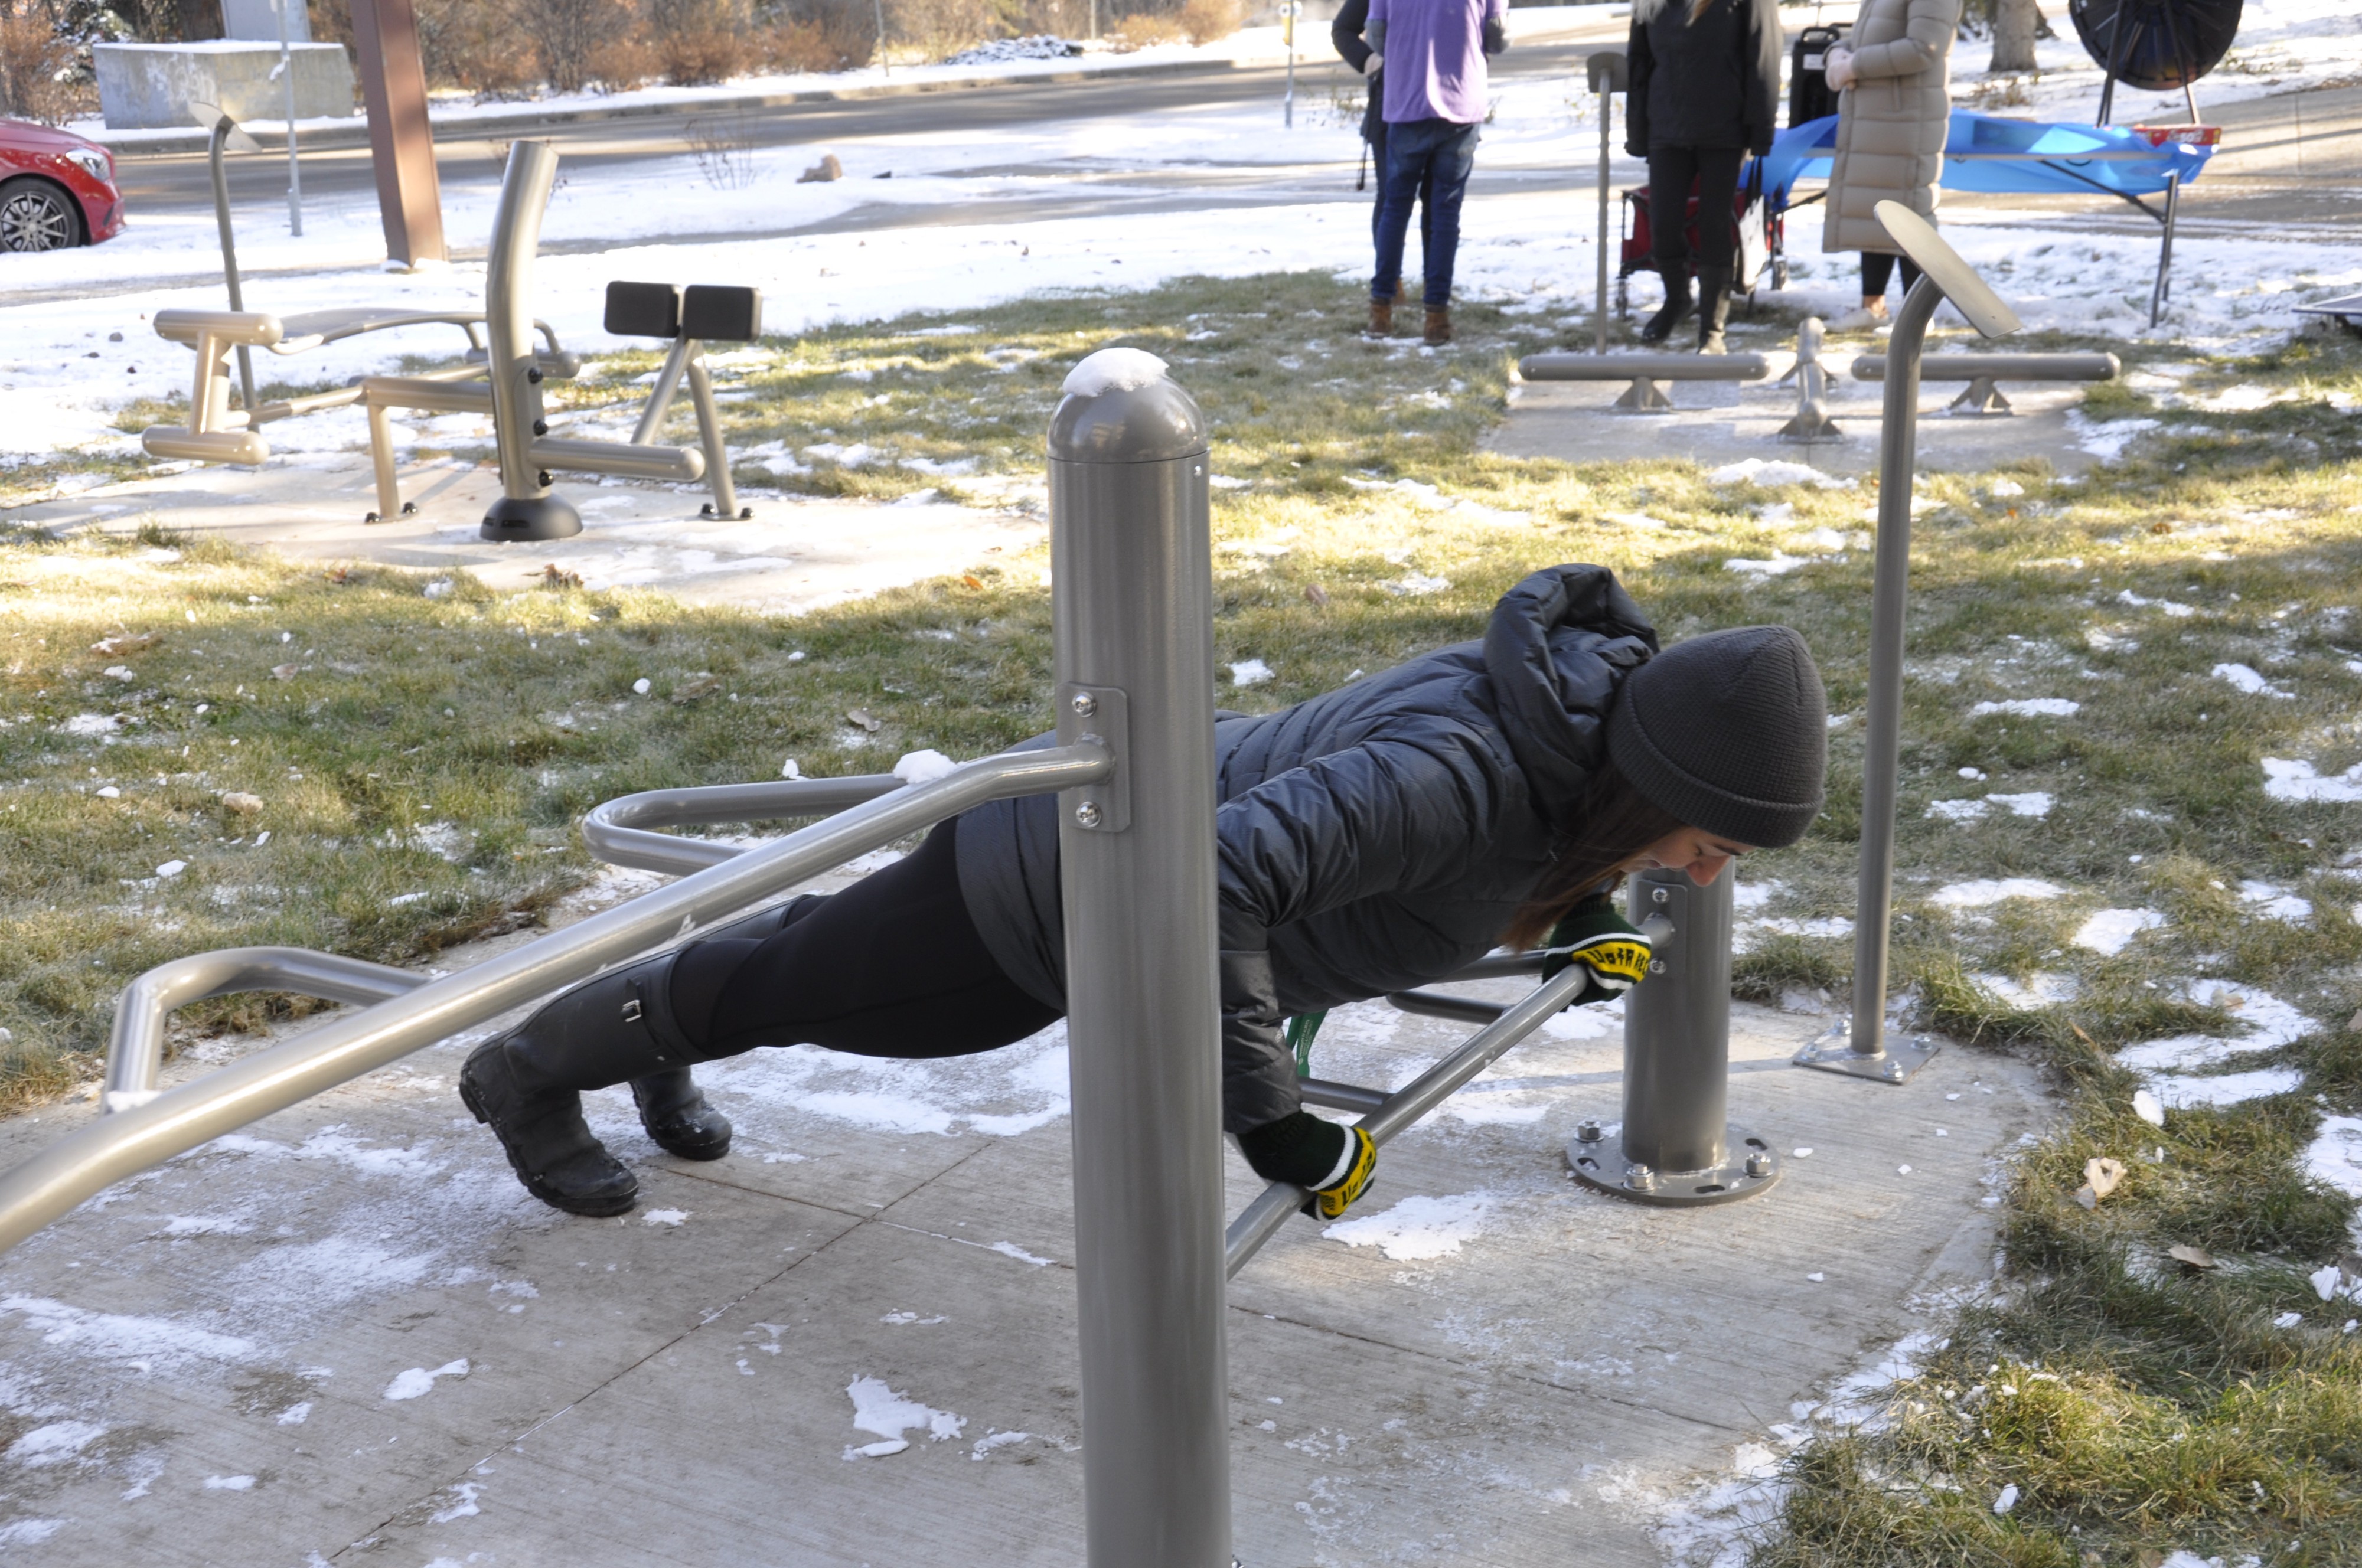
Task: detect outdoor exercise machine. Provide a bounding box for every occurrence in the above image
[141,141,755,540]
[1851,349,2120,416]
[1588,50,1627,355]
[1517,350,1772,412]
[1793,201,2024,1089]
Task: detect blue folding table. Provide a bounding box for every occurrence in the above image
[1754,110,2219,328]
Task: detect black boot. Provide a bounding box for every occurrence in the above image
[461,947,722,1214]
[632,1070,731,1160]
[1640,266,1694,344]
[1696,265,1734,355]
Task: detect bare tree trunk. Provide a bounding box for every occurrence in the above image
[1991,0,2038,72]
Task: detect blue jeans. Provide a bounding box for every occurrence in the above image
[1372,117,1478,308]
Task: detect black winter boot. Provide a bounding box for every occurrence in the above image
[462,945,727,1215]
[1639,266,1694,344]
[1695,265,1734,355]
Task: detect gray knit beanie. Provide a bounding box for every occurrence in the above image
[1604,626,1827,848]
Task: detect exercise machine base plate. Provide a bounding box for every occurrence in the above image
[1792,1020,1943,1084]
[481,494,583,541]
[1567,1123,1780,1206]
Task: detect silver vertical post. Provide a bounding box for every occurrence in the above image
[1568,864,1776,1204]
[1283,1,1296,128]
[2147,171,2180,329]
[1588,51,1626,354]
[1795,273,1945,1084]
[1050,354,1229,1568]
[205,116,257,415]
[278,0,303,236]
[479,141,580,541]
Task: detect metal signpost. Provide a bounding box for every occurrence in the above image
[1283,1,1298,129]
[276,0,302,236]
[1796,201,2023,1086]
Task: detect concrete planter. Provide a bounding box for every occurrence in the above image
[93,40,357,131]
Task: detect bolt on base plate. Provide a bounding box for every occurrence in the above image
[1565,1122,1780,1207]
[1791,1019,1942,1084]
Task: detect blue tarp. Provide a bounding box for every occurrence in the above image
[1755,110,2217,210]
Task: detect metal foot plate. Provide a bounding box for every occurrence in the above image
[1566,1125,1779,1207]
[1791,1021,1942,1084]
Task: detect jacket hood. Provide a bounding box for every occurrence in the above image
[1480,565,1659,828]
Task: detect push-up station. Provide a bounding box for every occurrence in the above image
[3,207,2040,1565]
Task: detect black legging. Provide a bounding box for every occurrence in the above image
[1646,145,1746,273]
[667,816,1059,1062]
[1861,252,1924,299]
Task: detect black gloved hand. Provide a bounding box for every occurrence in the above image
[1482,15,1508,54]
[1237,1110,1379,1220]
[1539,894,1652,1008]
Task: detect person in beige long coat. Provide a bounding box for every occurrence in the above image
[1822,0,1959,330]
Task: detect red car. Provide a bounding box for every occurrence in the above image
[1,118,123,252]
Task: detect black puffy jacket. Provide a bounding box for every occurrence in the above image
[954,565,1659,1135]
[1625,0,1785,157]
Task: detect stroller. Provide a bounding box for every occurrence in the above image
[1614,160,1785,321]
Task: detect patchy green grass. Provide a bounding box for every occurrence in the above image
[9,272,2362,1561]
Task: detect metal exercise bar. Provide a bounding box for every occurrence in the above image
[1568,865,1775,1206]
[1225,963,1591,1278]
[104,948,425,1113]
[1519,350,1771,413]
[1049,362,1228,1568]
[1852,349,2119,416]
[1587,50,1627,355]
[581,774,906,875]
[1796,200,2021,1087]
[0,744,1108,1260]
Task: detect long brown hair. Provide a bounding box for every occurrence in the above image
[1500,762,1686,951]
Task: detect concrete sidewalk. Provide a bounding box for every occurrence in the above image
[12,455,1045,615]
[0,847,2048,1566]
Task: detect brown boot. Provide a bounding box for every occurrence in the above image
[1423,305,1452,346]
[1367,296,1393,338]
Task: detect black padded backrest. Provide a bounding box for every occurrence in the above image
[681,285,762,343]
[605,281,682,339]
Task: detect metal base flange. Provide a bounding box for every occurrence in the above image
[1566,1123,1780,1207]
[1791,1019,1942,1084]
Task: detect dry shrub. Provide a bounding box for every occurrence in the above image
[415,0,542,94]
[1175,0,1237,44]
[762,14,867,71]
[585,31,661,86]
[0,9,76,125]
[1107,9,1186,50]
[888,0,1001,57]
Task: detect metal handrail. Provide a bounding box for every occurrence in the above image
[0,744,1108,1259]
[581,773,905,874]
[1225,963,1590,1276]
[103,948,425,1113]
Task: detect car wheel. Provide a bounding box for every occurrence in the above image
[0,178,81,253]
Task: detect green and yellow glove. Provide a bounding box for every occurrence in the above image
[1237,1110,1379,1220]
[1540,894,1652,1008]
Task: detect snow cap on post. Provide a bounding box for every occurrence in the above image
[1050,348,1208,464]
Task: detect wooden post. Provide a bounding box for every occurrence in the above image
[347,0,446,266]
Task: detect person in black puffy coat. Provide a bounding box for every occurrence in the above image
[1624,0,1784,352]
[459,566,1829,1223]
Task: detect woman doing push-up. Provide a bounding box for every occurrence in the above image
[459,564,1828,1220]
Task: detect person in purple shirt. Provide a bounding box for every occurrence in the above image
[1365,0,1508,345]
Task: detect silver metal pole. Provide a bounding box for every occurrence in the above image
[1049,357,1228,1568]
[1795,272,1945,1085]
[208,121,257,414]
[1568,864,1776,1204]
[481,141,579,540]
[2148,171,2180,329]
[684,347,745,520]
[1587,51,1626,354]
[1284,2,1296,128]
[0,745,1107,1260]
[279,0,303,236]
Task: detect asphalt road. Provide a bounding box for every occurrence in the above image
[106,40,1618,230]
